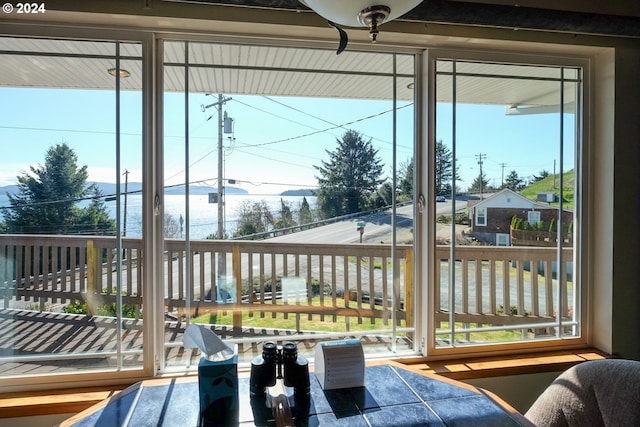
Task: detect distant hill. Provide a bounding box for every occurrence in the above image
[0,185,18,196]
[163,184,248,196]
[93,182,143,196]
[0,182,249,197]
[280,189,316,197]
[520,170,574,209]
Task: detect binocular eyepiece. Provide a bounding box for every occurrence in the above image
[249,341,310,397]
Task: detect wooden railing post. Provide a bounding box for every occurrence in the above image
[404,248,414,339]
[0,244,9,309]
[86,240,97,316]
[232,244,242,328]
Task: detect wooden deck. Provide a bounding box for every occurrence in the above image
[0,309,411,376]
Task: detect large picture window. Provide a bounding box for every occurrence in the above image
[0,29,592,390]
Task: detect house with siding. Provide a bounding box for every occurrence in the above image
[467,188,572,246]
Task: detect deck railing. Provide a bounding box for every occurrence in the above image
[163,239,413,329]
[0,235,573,332]
[434,245,574,336]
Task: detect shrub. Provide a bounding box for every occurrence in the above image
[511,215,523,230]
[63,302,87,314]
[455,212,469,225]
[436,214,450,224]
[62,300,139,318]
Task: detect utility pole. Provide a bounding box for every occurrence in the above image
[476,153,486,199]
[202,93,232,240]
[499,163,507,188]
[217,94,224,241]
[202,94,233,278]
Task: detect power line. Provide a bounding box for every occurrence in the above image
[232,98,321,133]
[164,99,412,183]
[261,96,414,151]
[238,104,413,149]
[0,124,140,136]
[225,178,317,189]
[263,96,335,124]
[232,146,314,170]
[0,178,217,212]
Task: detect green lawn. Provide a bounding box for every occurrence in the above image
[191,296,406,332]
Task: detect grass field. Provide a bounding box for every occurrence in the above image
[191,296,405,332]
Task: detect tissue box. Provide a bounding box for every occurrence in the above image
[314,339,365,390]
[198,345,239,427]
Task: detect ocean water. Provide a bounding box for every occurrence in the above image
[0,193,316,239]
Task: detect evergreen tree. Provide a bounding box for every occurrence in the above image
[314,130,384,218]
[369,181,394,209]
[398,143,457,200]
[435,140,456,196]
[503,170,524,191]
[469,171,491,194]
[75,187,116,235]
[398,158,413,201]
[531,169,550,183]
[273,198,295,229]
[298,196,313,225]
[4,143,115,235]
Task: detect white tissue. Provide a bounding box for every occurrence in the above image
[184,324,235,361]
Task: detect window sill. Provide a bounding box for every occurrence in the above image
[394,347,608,380]
[0,347,608,419]
[0,385,124,419]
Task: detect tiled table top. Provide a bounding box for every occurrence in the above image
[62,364,528,427]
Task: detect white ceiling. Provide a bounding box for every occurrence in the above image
[0,36,578,107]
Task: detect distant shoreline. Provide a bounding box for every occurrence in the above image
[0,182,317,198]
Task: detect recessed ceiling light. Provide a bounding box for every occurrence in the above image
[107,68,130,78]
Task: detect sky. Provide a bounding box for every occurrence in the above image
[437,102,575,189]
[0,85,574,197]
[0,87,415,195]
[163,92,415,195]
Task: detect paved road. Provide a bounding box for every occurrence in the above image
[266,200,466,244]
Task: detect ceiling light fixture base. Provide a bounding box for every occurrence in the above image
[357,5,391,42]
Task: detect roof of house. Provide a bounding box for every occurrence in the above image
[467,188,558,210]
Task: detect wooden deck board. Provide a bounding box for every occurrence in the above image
[0,308,411,376]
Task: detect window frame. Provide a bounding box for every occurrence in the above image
[528,210,541,225]
[0,20,599,391]
[476,207,488,226]
[419,48,591,357]
[156,37,420,374]
[0,24,157,392]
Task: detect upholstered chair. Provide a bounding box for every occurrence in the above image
[525,359,640,427]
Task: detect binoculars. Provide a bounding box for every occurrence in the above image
[249,341,310,397]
